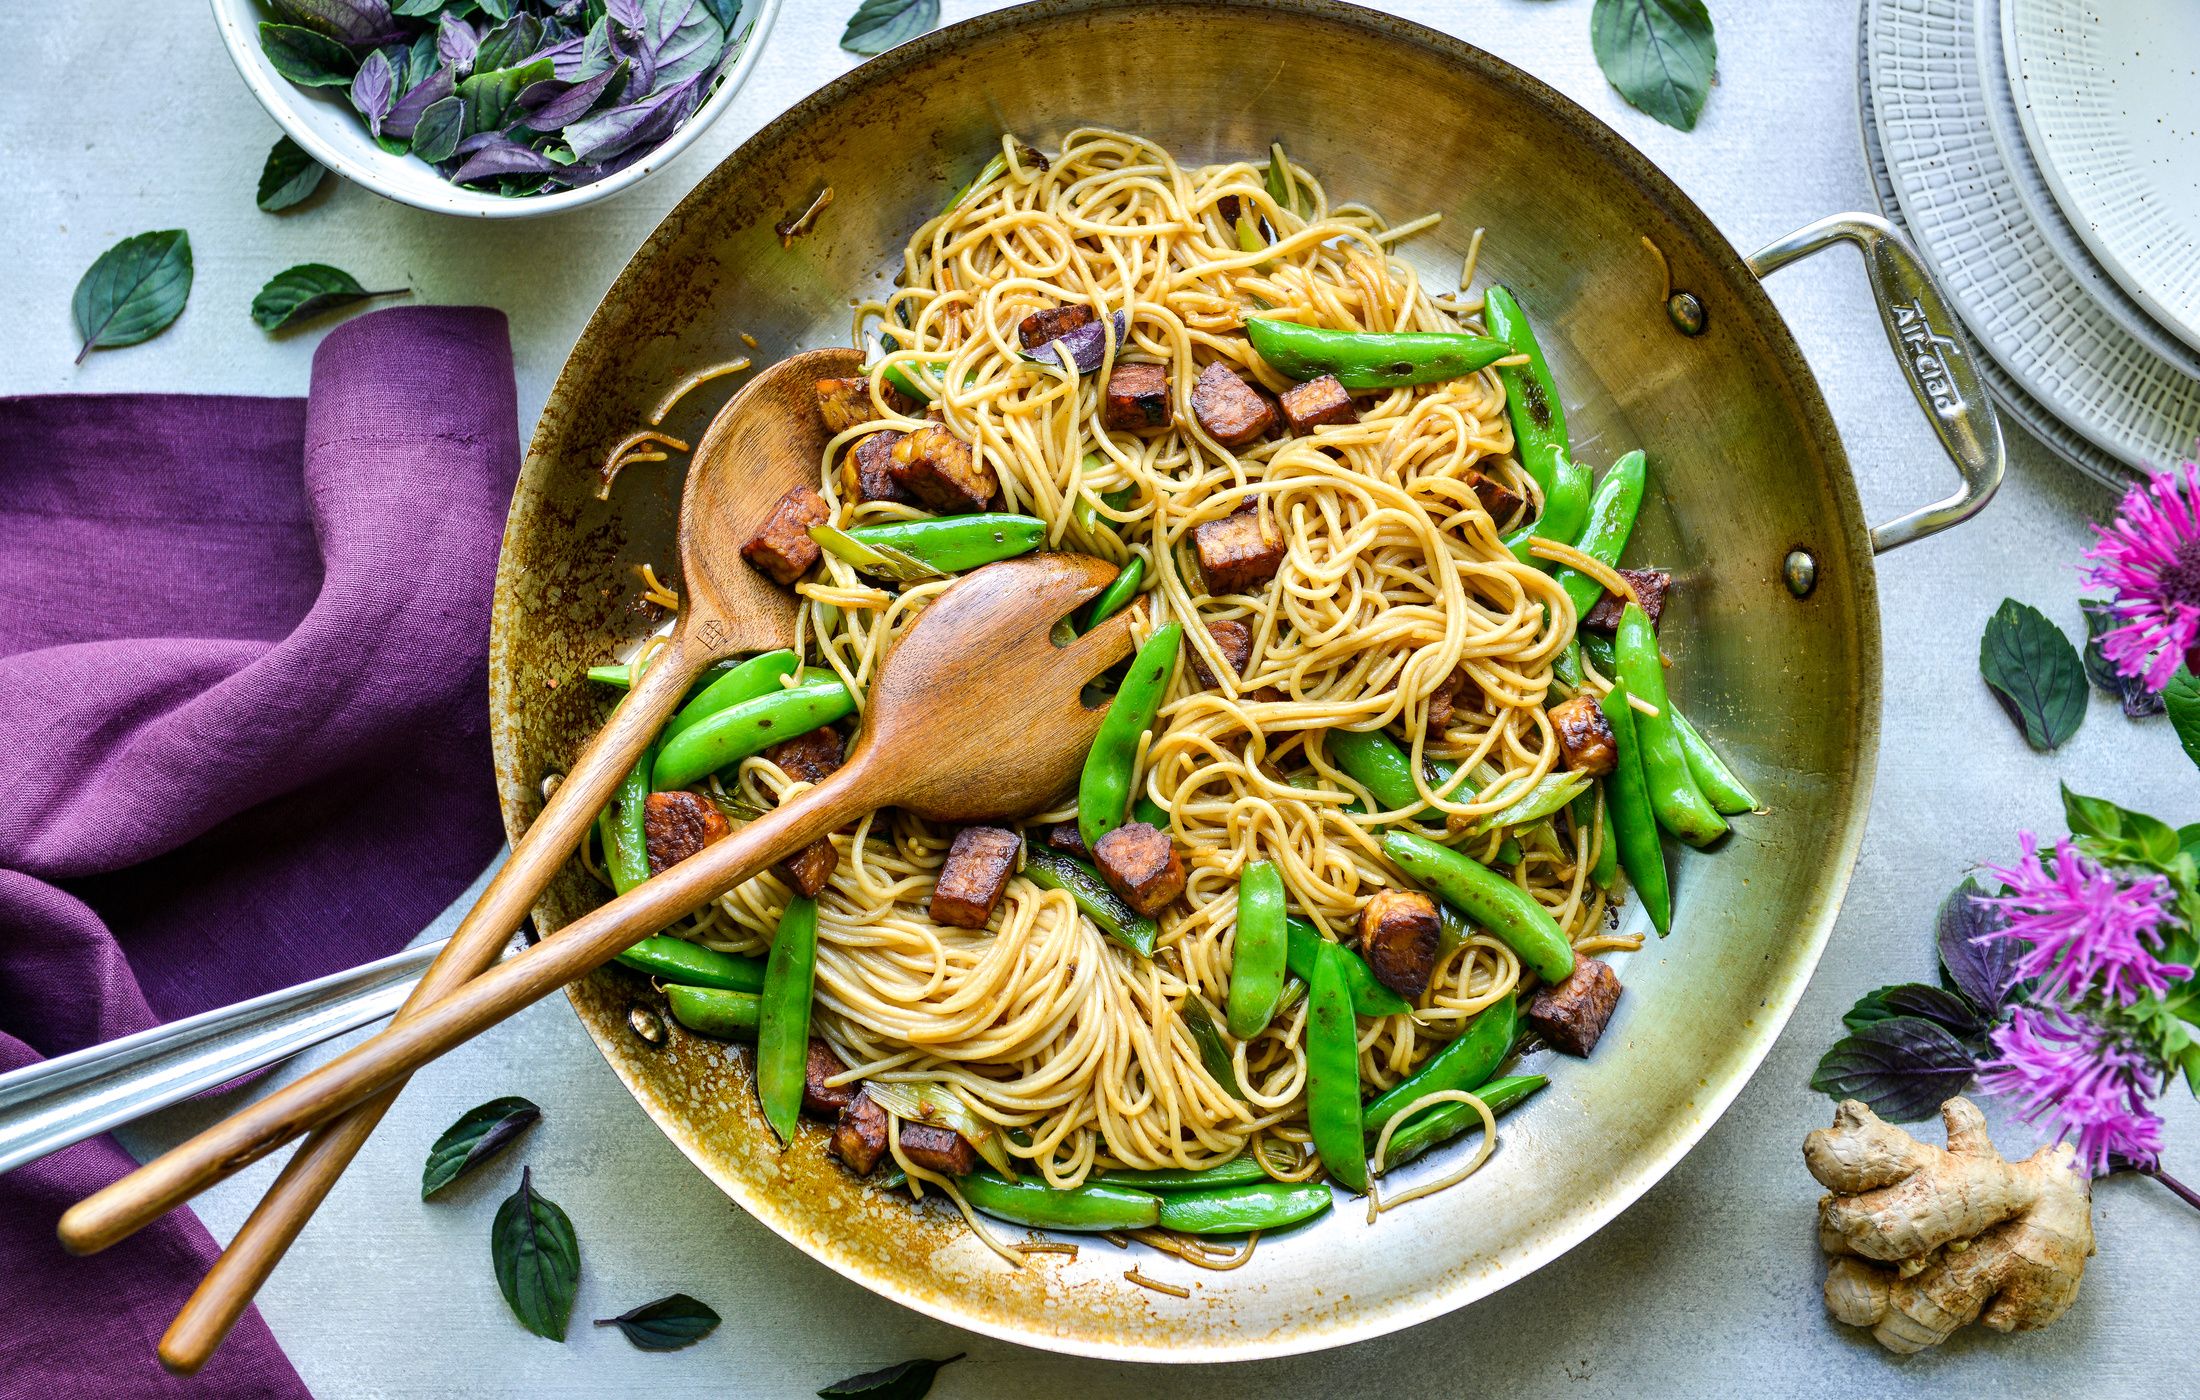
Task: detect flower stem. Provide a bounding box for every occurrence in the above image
[2135,1164,2200,1215]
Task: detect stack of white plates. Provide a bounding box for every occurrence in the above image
[1861,0,2200,487]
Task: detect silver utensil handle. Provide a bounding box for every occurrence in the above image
[0,937,454,1176]
[1748,212,2005,554]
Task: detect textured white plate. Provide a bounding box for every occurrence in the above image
[1974,0,2200,374]
[1857,2,2131,488]
[1866,0,2200,473]
[2006,0,2200,355]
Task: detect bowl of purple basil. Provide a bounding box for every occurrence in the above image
[211,0,781,217]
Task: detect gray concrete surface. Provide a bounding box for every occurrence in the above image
[5,1,2195,1395]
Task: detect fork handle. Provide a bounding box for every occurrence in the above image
[59,754,871,1262]
[147,632,712,1373]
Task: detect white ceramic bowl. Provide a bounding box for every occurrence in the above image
[208,0,782,219]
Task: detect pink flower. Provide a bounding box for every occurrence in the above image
[2081,459,2200,692]
[1982,834,2189,1005]
[1976,1006,2164,1174]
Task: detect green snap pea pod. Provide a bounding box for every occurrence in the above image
[1361,992,1518,1136]
[1378,1074,1548,1169]
[1079,554,1145,632]
[1077,622,1184,850]
[1132,794,1169,830]
[1225,861,1289,1039]
[1552,636,1584,690]
[1325,727,1422,813]
[1599,685,1671,936]
[652,677,855,791]
[1672,708,1759,815]
[1482,286,1569,481]
[1245,317,1510,390]
[1501,449,1593,568]
[1074,479,1137,536]
[1305,944,1370,1193]
[1437,903,1470,956]
[1495,836,1523,867]
[1381,831,1574,984]
[838,515,1048,574]
[1103,1157,1271,1192]
[586,662,631,688]
[809,525,948,583]
[1570,789,1618,892]
[1614,604,1727,847]
[1022,847,1159,957]
[957,1172,1160,1231]
[665,985,761,1039]
[1156,1180,1334,1235]
[756,895,819,1144]
[596,653,656,895]
[590,655,747,697]
[616,935,764,992]
[1177,997,1248,1100]
[1284,916,1410,1017]
[662,649,802,742]
[1549,450,1647,621]
[1580,628,1617,676]
[1469,768,1591,837]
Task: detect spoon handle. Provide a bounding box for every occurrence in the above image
[58,754,868,1264]
[148,636,712,1374]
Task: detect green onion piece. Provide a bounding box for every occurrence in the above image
[809,524,947,583]
[864,1079,1018,1179]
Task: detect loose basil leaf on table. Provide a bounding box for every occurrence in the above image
[260,21,360,86]
[840,0,939,56]
[257,136,329,212]
[491,1166,580,1341]
[593,1292,721,1351]
[251,263,410,331]
[1934,877,2021,1016]
[71,231,193,364]
[422,1094,541,1198]
[819,1353,965,1400]
[1810,1016,1979,1123]
[1589,0,1717,133]
[2166,671,2200,774]
[1840,983,1987,1041]
[1978,598,2086,751]
[2080,602,2165,718]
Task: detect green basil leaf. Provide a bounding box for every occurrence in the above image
[456,57,555,134]
[412,96,467,164]
[2062,782,2183,872]
[839,0,939,56]
[71,230,193,364]
[257,136,329,212]
[2166,670,2200,773]
[422,1095,541,1199]
[593,1292,721,1351]
[1841,983,1985,1039]
[491,1166,580,1341]
[2180,823,2200,868]
[251,263,409,331]
[1809,1017,1979,1123]
[819,1353,965,1400]
[1978,598,2087,751]
[1589,0,1717,133]
[259,21,360,86]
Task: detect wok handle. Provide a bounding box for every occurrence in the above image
[1747,212,2004,555]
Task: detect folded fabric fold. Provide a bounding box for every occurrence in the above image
[0,306,519,1400]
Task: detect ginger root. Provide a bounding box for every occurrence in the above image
[1804,1097,2093,1353]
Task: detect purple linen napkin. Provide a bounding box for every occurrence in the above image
[0,306,520,1399]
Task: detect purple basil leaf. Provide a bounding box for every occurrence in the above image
[1840,983,1986,1040]
[452,130,509,157]
[638,0,723,88]
[349,49,396,137]
[1809,1017,1979,1123]
[2082,601,2166,718]
[562,71,700,162]
[546,142,651,188]
[1936,877,2022,1015]
[421,1096,541,1198]
[606,0,646,30]
[451,137,559,186]
[527,60,628,127]
[384,64,454,139]
[268,0,403,48]
[437,12,479,72]
[1023,310,1127,374]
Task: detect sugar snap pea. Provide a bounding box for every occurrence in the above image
[1361,992,1518,1136]
[652,676,854,791]
[1570,789,1619,892]
[1103,1157,1271,1192]
[665,985,761,1039]
[664,649,802,741]
[1079,554,1145,632]
[1022,846,1158,957]
[596,654,655,895]
[1672,708,1759,815]
[1470,769,1591,837]
[1378,1074,1548,1169]
[616,935,764,993]
[1225,861,1288,1039]
[1178,997,1248,1101]
[837,515,1047,574]
[587,656,745,694]
[957,1172,1160,1231]
[1245,317,1510,390]
[1482,286,1569,479]
[1324,727,1421,813]
[1501,449,1592,568]
[1132,794,1169,830]
[1381,831,1574,984]
[1599,685,1672,935]
[1284,916,1409,1018]
[1155,1180,1333,1235]
[1077,622,1183,850]
[1549,450,1647,622]
[1305,943,1369,1194]
[756,896,819,1144]
[1613,604,1727,847]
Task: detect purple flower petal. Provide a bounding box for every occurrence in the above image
[523,60,627,128]
[1977,1006,2165,1174]
[2081,459,2200,693]
[1981,833,2188,1006]
[561,71,701,163]
[449,138,559,186]
[349,49,396,138]
[384,64,454,140]
[1024,311,1128,375]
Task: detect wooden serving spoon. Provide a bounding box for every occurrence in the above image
[145,346,859,1373]
[61,552,1137,1267]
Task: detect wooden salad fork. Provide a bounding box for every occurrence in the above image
[60,552,1138,1308]
[138,346,859,1372]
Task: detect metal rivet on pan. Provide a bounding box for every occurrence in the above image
[628,1004,667,1046]
[1666,291,1706,336]
[1784,549,1818,599]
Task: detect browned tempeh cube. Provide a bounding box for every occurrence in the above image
[1192,506,1285,596]
[1191,362,1277,446]
[1583,568,1672,631]
[1467,469,1523,525]
[1357,889,1442,1000]
[831,1090,889,1175]
[778,838,838,897]
[1426,668,1473,736]
[889,424,997,513]
[1017,303,1095,349]
[1277,374,1357,434]
[841,429,914,506]
[1103,361,1172,432]
[643,791,731,876]
[764,726,845,786]
[897,1121,978,1176]
[929,825,1022,929]
[814,377,914,435]
[1093,821,1185,916]
[1044,822,1092,861]
[1189,618,1255,689]
[802,1038,855,1119]
[740,484,830,586]
[1526,957,1623,1056]
[1550,694,1618,777]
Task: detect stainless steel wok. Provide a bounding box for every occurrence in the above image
[488,0,2000,1361]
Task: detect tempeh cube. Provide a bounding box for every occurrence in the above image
[1583,568,1672,631]
[841,429,914,506]
[740,485,829,586]
[1550,694,1617,776]
[815,377,914,435]
[802,1038,854,1119]
[928,825,1021,929]
[778,838,838,897]
[889,424,996,513]
[764,726,845,786]
[1189,618,1255,689]
[1357,889,1442,1000]
[1093,821,1185,916]
[643,791,731,876]
[1190,362,1276,446]
[896,1122,978,1176]
[831,1090,889,1175]
[1192,506,1285,596]
[1017,303,1095,349]
[1103,361,1172,431]
[1526,957,1623,1056]
[1277,374,1357,434]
